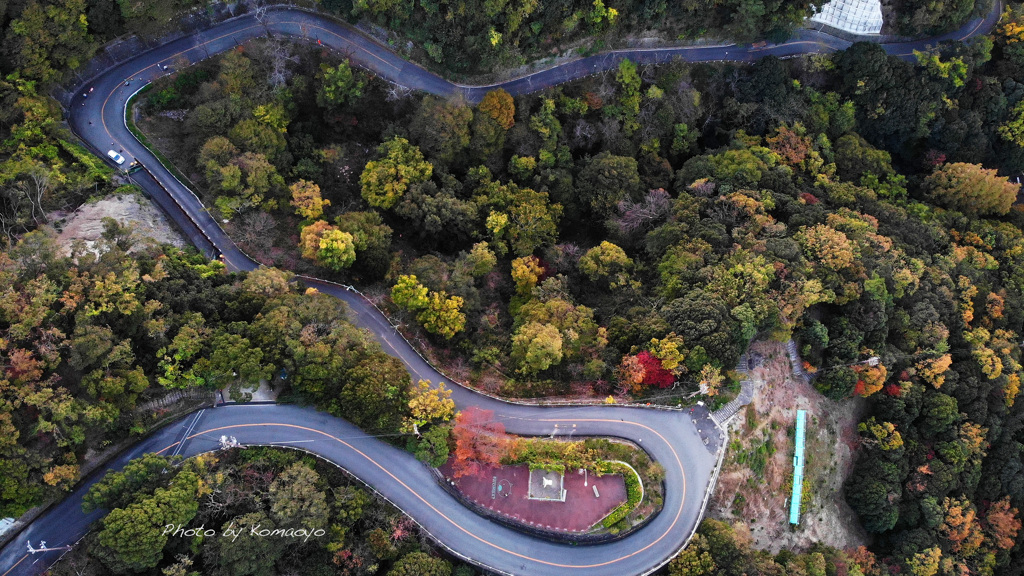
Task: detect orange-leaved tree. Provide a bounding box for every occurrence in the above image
[984,496,1021,551]
[478,88,515,130]
[451,407,511,478]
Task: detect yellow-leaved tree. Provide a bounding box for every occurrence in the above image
[289,179,330,220]
[404,380,455,432]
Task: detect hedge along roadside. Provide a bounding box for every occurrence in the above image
[598,460,645,531]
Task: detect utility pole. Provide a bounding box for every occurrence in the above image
[27,541,72,554]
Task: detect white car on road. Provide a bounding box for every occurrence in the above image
[107,150,125,165]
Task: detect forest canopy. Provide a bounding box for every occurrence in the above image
[1,0,1023,574]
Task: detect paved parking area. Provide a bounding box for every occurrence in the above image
[440,462,626,532]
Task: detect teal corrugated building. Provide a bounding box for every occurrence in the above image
[789,409,807,524]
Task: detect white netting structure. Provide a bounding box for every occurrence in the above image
[810,0,884,34]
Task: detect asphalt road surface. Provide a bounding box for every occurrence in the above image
[0,5,1003,576]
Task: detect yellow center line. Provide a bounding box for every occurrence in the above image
[101,22,267,142]
[301,23,402,73]
[959,11,989,41]
[157,419,687,570]
[101,18,401,144]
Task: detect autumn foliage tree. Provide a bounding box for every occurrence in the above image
[766,123,813,167]
[668,533,717,576]
[795,224,860,272]
[391,274,429,310]
[578,241,632,282]
[853,361,888,397]
[289,179,330,220]
[417,291,465,339]
[997,5,1024,64]
[939,496,984,555]
[858,417,904,451]
[390,275,465,339]
[923,162,1018,216]
[916,354,953,388]
[405,379,456,432]
[511,321,563,374]
[648,333,686,374]
[616,351,674,393]
[299,220,356,271]
[984,496,1021,551]
[317,229,357,271]
[698,365,724,397]
[451,407,511,478]
[477,88,515,130]
[906,546,941,576]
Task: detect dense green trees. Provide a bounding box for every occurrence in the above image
[10,13,1021,574]
[316,60,364,109]
[891,0,974,35]
[336,210,393,279]
[199,137,285,218]
[5,0,94,83]
[511,321,564,374]
[475,173,562,256]
[0,225,417,516]
[387,551,452,576]
[577,152,642,216]
[334,0,822,75]
[83,454,175,512]
[93,468,201,573]
[269,462,330,529]
[410,96,474,165]
[137,27,1014,440]
[0,74,112,246]
[63,448,472,576]
[361,137,434,209]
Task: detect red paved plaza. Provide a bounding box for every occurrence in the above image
[440,461,627,532]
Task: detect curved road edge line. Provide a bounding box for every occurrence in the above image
[155,418,687,570]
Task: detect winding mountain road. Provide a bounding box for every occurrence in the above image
[0,5,1003,575]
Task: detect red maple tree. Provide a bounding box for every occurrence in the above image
[451,407,511,478]
[636,351,675,388]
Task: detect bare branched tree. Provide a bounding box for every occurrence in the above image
[385,83,413,102]
[0,185,28,244]
[25,166,51,225]
[640,62,658,84]
[250,0,270,28]
[596,72,616,102]
[637,102,661,142]
[265,39,298,87]
[569,118,596,150]
[598,117,622,143]
[613,188,671,234]
[235,210,277,253]
[689,179,717,197]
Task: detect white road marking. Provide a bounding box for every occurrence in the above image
[171,410,204,457]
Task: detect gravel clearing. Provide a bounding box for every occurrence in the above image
[710,340,870,553]
[52,192,186,254]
